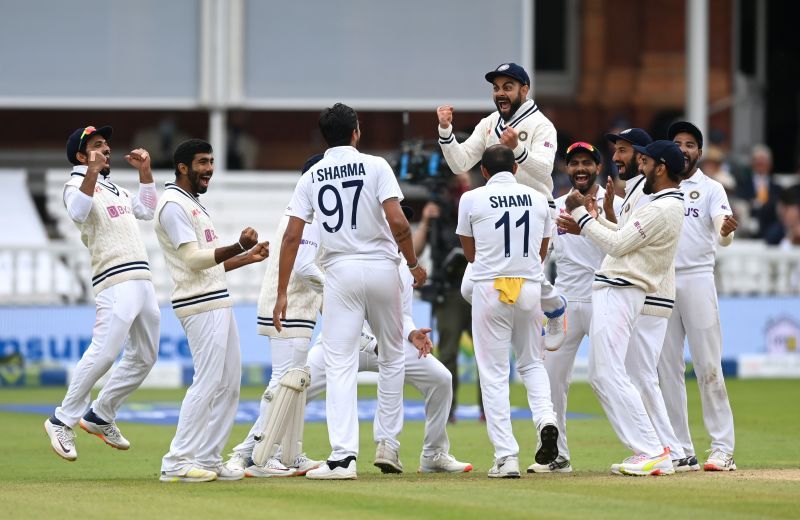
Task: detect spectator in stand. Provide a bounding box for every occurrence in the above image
[701,146,736,193]
[735,144,781,238]
[765,186,800,246]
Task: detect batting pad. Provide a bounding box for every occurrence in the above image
[252,367,311,467]
[280,374,308,467]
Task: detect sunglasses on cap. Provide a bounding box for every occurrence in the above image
[566,141,595,154]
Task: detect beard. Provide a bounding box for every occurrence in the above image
[683,155,699,178]
[570,171,598,195]
[642,169,656,194]
[188,168,208,195]
[618,156,639,181]
[495,94,523,121]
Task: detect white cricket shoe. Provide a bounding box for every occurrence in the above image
[704,449,737,471]
[617,451,674,476]
[535,423,560,465]
[160,467,217,483]
[291,453,323,476]
[306,457,358,480]
[79,411,130,450]
[544,315,567,352]
[223,452,250,473]
[527,457,572,473]
[672,455,700,472]
[245,457,294,478]
[418,452,473,473]
[374,440,403,474]
[199,463,245,481]
[44,418,77,461]
[488,455,521,478]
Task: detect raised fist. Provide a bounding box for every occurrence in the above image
[125,148,151,170]
[437,105,454,128]
[239,227,258,250]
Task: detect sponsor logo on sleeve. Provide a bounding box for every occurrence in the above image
[204,229,218,242]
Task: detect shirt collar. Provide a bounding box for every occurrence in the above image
[486,171,517,185]
[324,146,357,157]
[682,168,704,185]
[73,165,88,174]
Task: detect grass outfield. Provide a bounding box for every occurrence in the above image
[1,379,798,519]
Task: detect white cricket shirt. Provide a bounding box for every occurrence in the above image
[286,146,404,268]
[457,171,551,282]
[552,186,623,302]
[675,169,733,274]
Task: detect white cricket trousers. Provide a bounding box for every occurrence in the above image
[55,279,159,426]
[471,280,556,460]
[233,336,309,457]
[161,307,241,473]
[307,337,453,457]
[588,286,662,457]
[323,260,405,460]
[543,300,592,461]
[659,271,735,456]
[626,314,685,459]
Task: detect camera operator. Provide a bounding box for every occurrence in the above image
[413,174,484,423]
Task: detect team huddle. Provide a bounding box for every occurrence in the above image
[43,62,738,481]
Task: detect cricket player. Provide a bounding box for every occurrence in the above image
[437,62,566,349]
[45,126,160,462]
[157,139,269,483]
[224,154,327,479]
[306,257,473,474]
[274,103,426,480]
[561,128,688,468]
[528,141,622,473]
[659,121,738,471]
[564,140,685,476]
[457,144,559,479]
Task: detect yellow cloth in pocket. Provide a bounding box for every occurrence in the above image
[494,277,525,304]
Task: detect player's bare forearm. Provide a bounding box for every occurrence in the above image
[393,225,416,265]
[459,235,475,263]
[78,165,100,197]
[539,237,549,262]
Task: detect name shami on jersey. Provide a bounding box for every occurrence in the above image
[490,194,533,208]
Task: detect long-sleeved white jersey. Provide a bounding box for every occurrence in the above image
[438,99,557,205]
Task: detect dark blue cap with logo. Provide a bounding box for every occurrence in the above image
[485,63,530,86]
[667,121,704,149]
[633,140,685,175]
[605,127,652,147]
[66,125,113,165]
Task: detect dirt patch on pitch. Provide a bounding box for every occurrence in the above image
[720,469,800,481]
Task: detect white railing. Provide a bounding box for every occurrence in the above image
[2,240,799,306]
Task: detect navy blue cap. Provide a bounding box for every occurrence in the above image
[485,63,530,86]
[633,140,685,175]
[66,125,112,166]
[668,121,703,149]
[605,127,652,147]
[301,153,325,174]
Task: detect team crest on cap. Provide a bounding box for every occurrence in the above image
[519,131,528,141]
[690,190,700,200]
[498,64,510,71]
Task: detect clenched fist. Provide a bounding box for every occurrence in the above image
[87,150,108,172]
[239,227,258,250]
[499,127,519,150]
[437,105,454,129]
[125,148,151,170]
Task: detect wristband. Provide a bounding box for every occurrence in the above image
[238,240,247,252]
[407,261,419,270]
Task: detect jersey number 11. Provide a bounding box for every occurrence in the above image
[495,210,529,258]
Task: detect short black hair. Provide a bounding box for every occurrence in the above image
[173,139,212,176]
[481,144,516,176]
[319,103,358,147]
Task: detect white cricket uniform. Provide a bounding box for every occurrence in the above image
[457,171,556,459]
[658,169,736,456]
[439,99,564,315]
[54,166,159,427]
[572,188,684,457]
[287,145,406,461]
[233,218,324,458]
[545,186,622,461]
[156,184,241,474]
[307,267,453,457]
[597,174,685,458]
